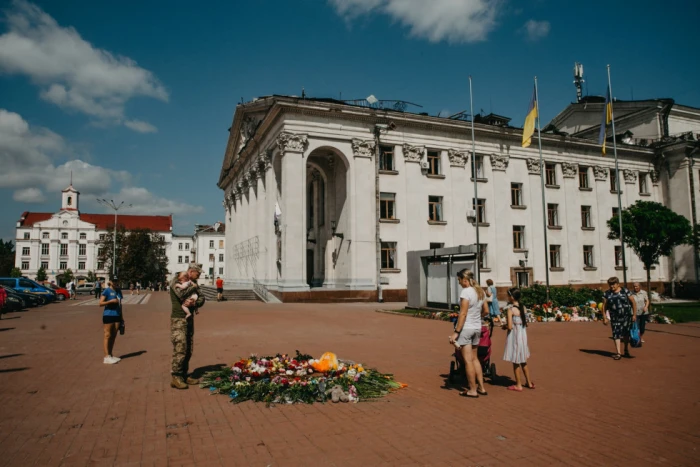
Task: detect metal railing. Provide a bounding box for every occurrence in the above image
[252,277,270,302]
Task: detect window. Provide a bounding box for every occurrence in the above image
[61,232,68,240]
[579,166,589,188]
[581,206,592,228]
[219,240,224,249]
[478,244,488,269]
[471,155,484,179]
[547,203,559,227]
[513,226,525,249]
[22,247,30,256]
[67,196,72,206]
[178,256,183,263]
[23,232,30,240]
[511,183,523,206]
[41,243,49,256]
[472,198,486,223]
[209,254,215,261]
[60,244,68,256]
[99,234,105,241]
[428,196,443,222]
[612,207,619,218]
[610,169,618,192]
[179,243,183,250]
[78,261,85,270]
[614,246,623,267]
[209,267,214,276]
[185,243,190,250]
[583,245,594,267]
[97,262,104,270]
[380,193,396,220]
[429,242,444,250]
[42,232,49,239]
[380,242,397,269]
[41,261,48,270]
[80,233,86,240]
[219,254,224,262]
[98,248,104,257]
[184,256,189,263]
[427,150,441,175]
[59,261,67,270]
[79,244,86,256]
[21,261,29,270]
[380,145,394,171]
[549,245,561,268]
[219,267,224,274]
[545,163,557,186]
[19,279,33,287]
[639,173,648,194]
[209,240,214,249]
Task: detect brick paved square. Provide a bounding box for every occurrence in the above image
[1,294,699,466]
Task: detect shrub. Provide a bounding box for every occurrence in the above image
[519,284,603,308]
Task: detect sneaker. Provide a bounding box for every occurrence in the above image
[103,356,119,364]
[110,355,121,362]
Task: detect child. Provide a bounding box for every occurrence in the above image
[502,288,535,392]
[174,272,198,319]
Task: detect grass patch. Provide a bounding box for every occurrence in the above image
[652,302,700,323]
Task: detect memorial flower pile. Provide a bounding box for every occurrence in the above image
[200,351,407,406]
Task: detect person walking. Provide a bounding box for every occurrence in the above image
[485,279,500,318]
[136,281,141,295]
[99,280,123,364]
[94,279,102,300]
[631,282,650,344]
[502,288,534,391]
[603,277,637,360]
[449,269,489,398]
[216,276,224,302]
[170,265,206,389]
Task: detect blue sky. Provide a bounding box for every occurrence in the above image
[1,0,699,241]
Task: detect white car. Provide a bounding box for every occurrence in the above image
[75,283,95,295]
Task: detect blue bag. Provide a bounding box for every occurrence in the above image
[630,321,641,347]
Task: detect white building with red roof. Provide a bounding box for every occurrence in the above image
[15,184,174,284]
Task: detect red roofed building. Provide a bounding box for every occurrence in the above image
[15,185,176,283]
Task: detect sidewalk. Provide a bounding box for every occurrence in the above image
[0,294,699,466]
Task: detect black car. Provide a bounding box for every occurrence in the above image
[4,288,41,308]
[1,286,25,312]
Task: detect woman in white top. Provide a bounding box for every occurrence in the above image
[450,268,490,398]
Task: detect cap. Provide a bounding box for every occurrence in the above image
[187,263,203,273]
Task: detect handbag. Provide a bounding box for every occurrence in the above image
[630,321,641,347]
[485,286,494,303]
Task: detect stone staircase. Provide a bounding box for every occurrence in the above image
[199,286,262,302]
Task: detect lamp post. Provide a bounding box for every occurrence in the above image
[96,199,131,278]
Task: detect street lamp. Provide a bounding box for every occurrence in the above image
[96,199,132,278]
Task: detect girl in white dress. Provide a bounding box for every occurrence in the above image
[502,288,535,392]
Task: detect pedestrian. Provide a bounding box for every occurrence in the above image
[603,276,637,360]
[99,280,123,364]
[216,276,224,302]
[484,279,500,318]
[449,269,489,398]
[94,279,102,300]
[502,288,534,391]
[67,280,75,300]
[631,282,650,344]
[170,265,206,389]
[136,281,141,295]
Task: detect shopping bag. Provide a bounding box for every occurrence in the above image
[630,322,641,347]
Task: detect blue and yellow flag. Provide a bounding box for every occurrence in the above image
[522,86,537,148]
[598,86,612,155]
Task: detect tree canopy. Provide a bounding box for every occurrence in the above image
[0,240,15,276]
[98,228,168,285]
[36,266,48,282]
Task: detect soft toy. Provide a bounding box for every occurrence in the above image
[329,385,349,403]
[311,352,339,373]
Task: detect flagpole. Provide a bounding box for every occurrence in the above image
[534,77,551,303]
[607,64,627,287]
[469,76,480,283]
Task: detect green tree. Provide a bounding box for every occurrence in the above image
[96,226,127,278]
[607,200,692,301]
[0,240,15,276]
[36,266,48,282]
[98,228,168,285]
[10,267,22,278]
[87,270,97,282]
[58,269,74,287]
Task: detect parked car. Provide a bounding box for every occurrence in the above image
[48,284,69,301]
[3,287,39,308]
[0,278,56,302]
[1,286,24,313]
[75,283,95,295]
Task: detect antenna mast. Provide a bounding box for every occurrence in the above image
[573,63,584,103]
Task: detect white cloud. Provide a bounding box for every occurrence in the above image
[124,119,158,134]
[521,19,550,41]
[0,108,203,216]
[13,187,45,203]
[0,0,167,131]
[329,0,501,43]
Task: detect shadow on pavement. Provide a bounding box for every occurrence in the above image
[0,328,16,332]
[0,354,23,360]
[191,363,227,378]
[579,349,616,358]
[119,350,147,360]
[0,367,29,373]
[0,316,21,320]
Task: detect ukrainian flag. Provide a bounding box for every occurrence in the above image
[522,86,537,148]
[598,86,612,155]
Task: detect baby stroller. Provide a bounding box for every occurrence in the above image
[448,320,497,384]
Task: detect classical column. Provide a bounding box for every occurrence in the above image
[277,132,310,291]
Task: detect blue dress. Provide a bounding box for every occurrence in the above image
[488,285,500,317]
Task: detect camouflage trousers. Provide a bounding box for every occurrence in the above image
[171,317,194,377]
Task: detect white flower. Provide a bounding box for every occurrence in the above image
[347,369,357,377]
[286,370,293,376]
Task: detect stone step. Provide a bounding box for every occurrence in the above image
[199,286,261,301]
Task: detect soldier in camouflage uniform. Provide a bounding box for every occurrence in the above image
[170,264,206,389]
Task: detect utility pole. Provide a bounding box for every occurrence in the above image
[96,199,131,279]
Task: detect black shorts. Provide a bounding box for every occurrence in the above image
[217,288,223,294]
[103,315,121,324]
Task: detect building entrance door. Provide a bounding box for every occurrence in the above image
[516,271,529,288]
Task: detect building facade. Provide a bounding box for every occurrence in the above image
[15,185,174,284]
[218,96,700,301]
[168,234,194,281]
[192,222,226,284]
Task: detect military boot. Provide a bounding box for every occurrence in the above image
[185,376,200,385]
[170,376,188,389]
